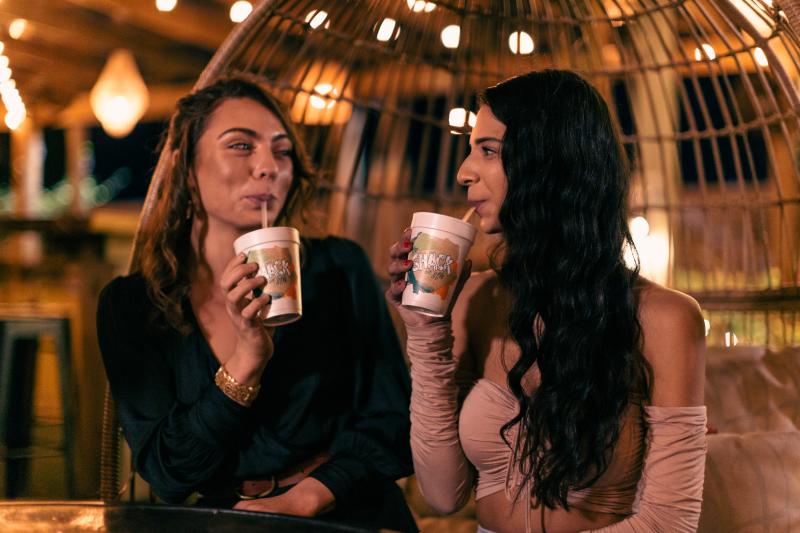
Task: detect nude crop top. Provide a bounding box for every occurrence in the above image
[459,378,645,514]
[406,322,707,533]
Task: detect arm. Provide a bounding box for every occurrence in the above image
[303,239,414,510]
[592,289,707,532]
[384,229,478,515]
[406,319,476,515]
[97,277,252,502]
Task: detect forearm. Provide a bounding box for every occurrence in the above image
[590,406,707,533]
[407,322,475,514]
[128,384,252,501]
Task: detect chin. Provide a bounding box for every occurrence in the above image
[479,218,503,235]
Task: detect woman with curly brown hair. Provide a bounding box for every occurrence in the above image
[98,74,417,531]
[387,70,706,532]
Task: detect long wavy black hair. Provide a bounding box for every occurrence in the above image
[484,70,652,509]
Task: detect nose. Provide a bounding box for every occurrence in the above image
[253,151,279,180]
[456,157,477,187]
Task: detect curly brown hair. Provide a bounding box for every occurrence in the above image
[137,73,316,334]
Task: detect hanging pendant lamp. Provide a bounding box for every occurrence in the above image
[90,49,150,138]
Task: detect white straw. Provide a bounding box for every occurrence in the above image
[261,201,269,229]
[461,206,476,222]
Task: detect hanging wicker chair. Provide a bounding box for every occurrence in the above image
[101,0,800,506]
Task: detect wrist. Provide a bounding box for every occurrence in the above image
[290,477,335,516]
[226,351,269,386]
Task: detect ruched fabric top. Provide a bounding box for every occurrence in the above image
[459,378,645,514]
[406,321,707,533]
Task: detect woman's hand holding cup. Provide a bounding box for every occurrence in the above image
[220,252,275,381]
[386,228,472,327]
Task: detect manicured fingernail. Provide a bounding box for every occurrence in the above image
[402,240,411,248]
[403,260,412,267]
[252,287,263,298]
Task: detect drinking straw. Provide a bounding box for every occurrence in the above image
[461,206,476,222]
[261,201,269,229]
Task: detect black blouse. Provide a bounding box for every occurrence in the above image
[97,237,413,518]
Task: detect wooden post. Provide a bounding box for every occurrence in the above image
[65,125,89,217]
[10,119,44,218]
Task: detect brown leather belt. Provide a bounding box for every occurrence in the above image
[233,451,331,500]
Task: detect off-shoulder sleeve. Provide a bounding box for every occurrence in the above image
[590,406,707,533]
[407,322,476,515]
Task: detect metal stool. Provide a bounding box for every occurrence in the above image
[0,313,74,498]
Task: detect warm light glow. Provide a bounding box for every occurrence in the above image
[729,0,772,38]
[90,49,150,138]
[0,42,5,55]
[0,79,16,96]
[406,0,436,12]
[508,31,534,54]
[0,56,8,70]
[694,43,716,61]
[448,107,477,134]
[625,217,669,284]
[305,10,330,30]
[309,83,337,110]
[376,18,400,41]
[605,0,633,27]
[704,319,711,337]
[725,331,739,347]
[8,19,27,40]
[0,67,11,82]
[229,1,253,23]
[629,216,650,241]
[5,107,25,130]
[290,61,352,125]
[754,47,769,66]
[155,0,177,12]
[441,25,460,49]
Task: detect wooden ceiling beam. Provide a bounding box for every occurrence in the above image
[0,2,211,69]
[62,0,231,51]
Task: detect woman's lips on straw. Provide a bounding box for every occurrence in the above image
[245,194,275,207]
[468,200,485,214]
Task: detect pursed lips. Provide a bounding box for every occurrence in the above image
[243,194,276,207]
[468,200,486,213]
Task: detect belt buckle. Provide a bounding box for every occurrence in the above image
[235,475,276,500]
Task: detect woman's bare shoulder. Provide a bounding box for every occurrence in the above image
[637,278,706,406]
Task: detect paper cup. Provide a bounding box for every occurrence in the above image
[402,212,477,317]
[233,227,302,326]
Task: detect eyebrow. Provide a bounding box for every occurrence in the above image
[217,128,291,143]
[473,136,503,144]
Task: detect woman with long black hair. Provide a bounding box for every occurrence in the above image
[387,69,706,532]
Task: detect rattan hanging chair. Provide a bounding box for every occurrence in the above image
[100,0,800,501]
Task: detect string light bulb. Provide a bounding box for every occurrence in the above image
[230,1,253,23]
[8,19,27,40]
[441,25,460,49]
[448,107,477,134]
[694,43,716,61]
[754,47,768,66]
[156,0,177,12]
[508,31,534,54]
[305,10,330,30]
[376,18,401,41]
[407,0,436,12]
